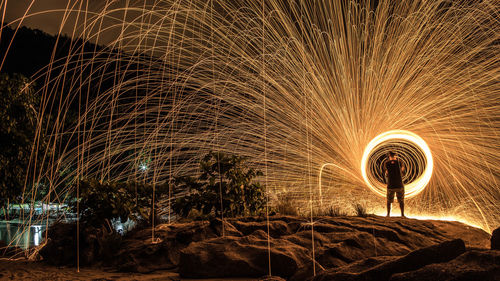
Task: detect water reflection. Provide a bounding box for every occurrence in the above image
[0,222,46,249]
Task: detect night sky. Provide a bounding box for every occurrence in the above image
[5,0,137,45]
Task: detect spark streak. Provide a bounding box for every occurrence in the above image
[1,0,498,233]
[360,130,433,198]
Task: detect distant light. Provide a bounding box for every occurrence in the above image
[140,164,148,171]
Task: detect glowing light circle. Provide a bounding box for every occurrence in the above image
[361,130,433,198]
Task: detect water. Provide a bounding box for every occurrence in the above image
[0,221,46,249]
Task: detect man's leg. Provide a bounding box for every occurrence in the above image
[397,190,405,217]
[386,189,394,217]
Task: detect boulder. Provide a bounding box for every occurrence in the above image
[114,220,220,272]
[0,240,24,258]
[312,239,466,281]
[107,215,490,277]
[178,230,310,278]
[491,227,500,250]
[39,222,81,266]
[231,219,294,237]
[389,249,500,281]
[290,256,394,281]
[208,217,244,237]
[114,219,242,273]
[289,260,327,281]
[39,222,123,266]
[115,238,178,273]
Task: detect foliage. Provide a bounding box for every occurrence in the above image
[353,203,368,217]
[173,152,266,218]
[316,205,348,217]
[274,192,298,216]
[71,178,168,229]
[0,73,39,208]
[275,200,298,216]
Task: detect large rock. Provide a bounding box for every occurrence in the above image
[39,222,121,266]
[491,227,500,250]
[312,239,466,281]
[110,215,490,277]
[389,249,500,281]
[0,240,25,258]
[112,218,243,272]
[114,219,235,272]
[39,223,99,266]
[178,230,310,278]
[39,222,84,266]
[290,256,394,281]
[231,219,298,237]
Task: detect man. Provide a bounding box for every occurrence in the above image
[384,151,405,217]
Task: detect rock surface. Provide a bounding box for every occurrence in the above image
[178,229,310,278]
[389,249,500,281]
[39,215,492,280]
[258,276,287,281]
[110,215,490,279]
[39,222,80,265]
[0,240,25,258]
[113,219,227,272]
[491,226,500,250]
[39,222,122,266]
[311,239,467,281]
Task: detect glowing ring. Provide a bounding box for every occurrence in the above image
[361,130,433,198]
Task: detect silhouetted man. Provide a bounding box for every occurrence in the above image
[384,151,405,217]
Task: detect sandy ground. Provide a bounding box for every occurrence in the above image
[0,259,257,281]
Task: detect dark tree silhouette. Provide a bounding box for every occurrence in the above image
[0,73,38,212]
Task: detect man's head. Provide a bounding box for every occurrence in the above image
[388,151,397,160]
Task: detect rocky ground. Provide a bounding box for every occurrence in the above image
[2,215,499,280]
